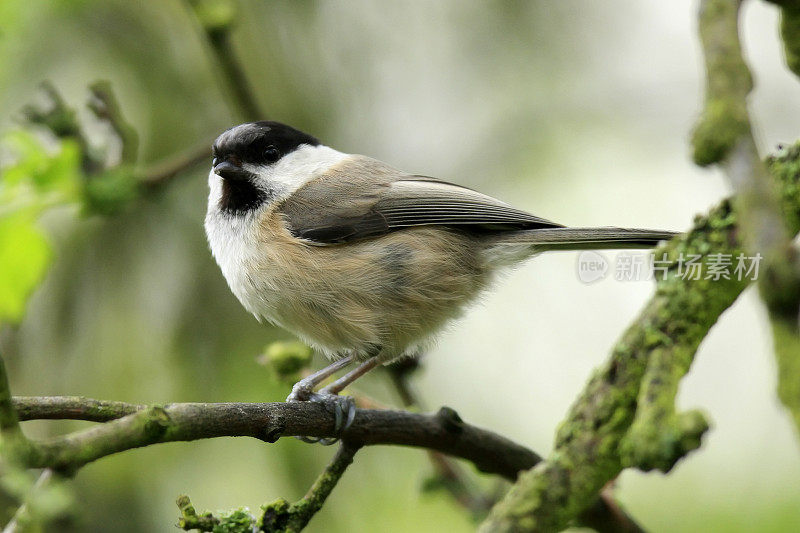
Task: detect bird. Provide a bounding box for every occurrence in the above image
[204,121,677,441]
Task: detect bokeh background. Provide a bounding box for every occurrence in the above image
[1,1,800,531]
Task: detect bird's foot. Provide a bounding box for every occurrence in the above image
[287,391,356,446]
[285,355,378,445]
[286,377,316,403]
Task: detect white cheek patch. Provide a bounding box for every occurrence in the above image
[244,144,351,200]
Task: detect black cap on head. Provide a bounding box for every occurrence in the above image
[212,121,320,166]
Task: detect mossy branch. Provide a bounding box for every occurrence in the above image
[259,442,361,532]
[478,142,800,532]
[691,0,750,167]
[765,1,800,77]
[176,495,222,531]
[177,441,360,533]
[692,0,800,439]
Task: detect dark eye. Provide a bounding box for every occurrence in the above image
[264,145,280,163]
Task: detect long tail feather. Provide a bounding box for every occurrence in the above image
[494,228,678,251]
[487,227,678,252]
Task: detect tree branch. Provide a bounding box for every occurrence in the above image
[479,141,800,532]
[176,495,222,531]
[138,142,212,190]
[13,397,538,481]
[692,0,800,437]
[765,1,800,78]
[87,80,139,166]
[188,0,264,121]
[15,394,645,531]
[262,441,362,532]
[386,360,497,520]
[177,442,361,532]
[386,362,645,531]
[0,357,33,463]
[21,82,101,175]
[12,396,144,422]
[0,359,21,434]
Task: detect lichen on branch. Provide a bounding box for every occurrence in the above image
[691,0,751,167]
[692,0,800,441]
[765,1,800,77]
[479,142,800,533]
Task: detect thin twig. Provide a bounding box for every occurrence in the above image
[12,396,144,422]
[21,82,100,174]
[138,142,213,189]
[87,80,139,166]
[205,30,263,121]
[188,0,264,121]
[387,361,496,519]
[577,482,645,533]
[0,358,20,433]
[424,451,496,519]
[176,495,222,531]
[177,442,361,532]
[276,441,362,532]
[0,358,33,462]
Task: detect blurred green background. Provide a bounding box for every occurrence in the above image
[1,1,800,531]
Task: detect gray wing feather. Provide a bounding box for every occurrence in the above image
[278,156,562,244]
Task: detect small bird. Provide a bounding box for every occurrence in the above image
[205,121,676,439]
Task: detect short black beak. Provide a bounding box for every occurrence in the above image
[213,160,252,182]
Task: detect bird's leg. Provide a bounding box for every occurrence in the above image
[319,357,380,396]
[286,355,355,402]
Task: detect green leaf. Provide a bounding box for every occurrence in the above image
[1,130,81,203]
[0,209,52,325]
[0,131,82,325]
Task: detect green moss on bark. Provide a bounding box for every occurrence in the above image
[777,4,800,77]
[479,143,800,533]
[691,0,752,166]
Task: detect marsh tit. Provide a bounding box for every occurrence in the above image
[204,121,677,438]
